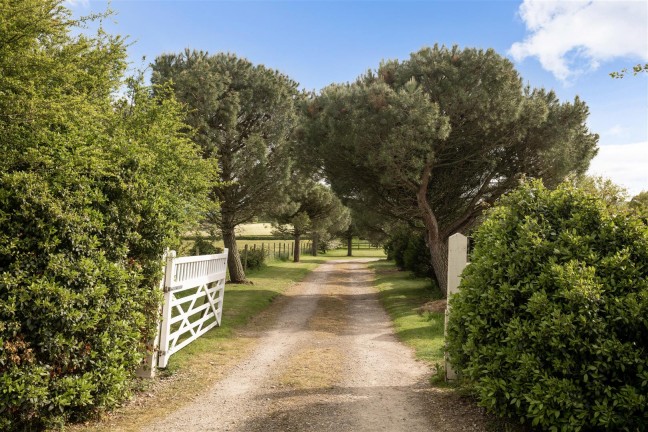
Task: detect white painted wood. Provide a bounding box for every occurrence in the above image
[136,249,170,378]
[157,250,177,369]
[157,249,228,368]
[445,233,469,381]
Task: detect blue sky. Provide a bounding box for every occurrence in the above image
[68,0,648,195]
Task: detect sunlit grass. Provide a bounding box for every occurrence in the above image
[370,260,445,365]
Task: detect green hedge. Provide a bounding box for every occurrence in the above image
[244,248,267,270]
[384,227,433,278]
[0,2,211,429]
[447,181,648,431]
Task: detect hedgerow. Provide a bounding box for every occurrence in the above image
[0,2,212,429]
[447,181,648,431]
[384,227,433,277]
[244,248,267,270]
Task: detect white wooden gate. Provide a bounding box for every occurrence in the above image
[158,249,228,368]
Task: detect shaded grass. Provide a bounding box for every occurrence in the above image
[370,260,445,366]
[370,260,529,432]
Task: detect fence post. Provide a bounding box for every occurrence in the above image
[243,244,248,270]
[157,249,177,369]
[445,233,468,381]
[136,249,169,378]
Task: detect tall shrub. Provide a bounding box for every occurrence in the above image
[447,181,648,431]
[384,227,433,278]
[0,2,212,429]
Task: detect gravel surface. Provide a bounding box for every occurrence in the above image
[149,259,490,432]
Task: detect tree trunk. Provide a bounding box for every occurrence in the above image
[428,237,448,295]
[420,216,449,296]
[416,163,448,297]
[222,225,247,283]
[347,233,353,257]
[311,234,319,256]
[293,234,301,263]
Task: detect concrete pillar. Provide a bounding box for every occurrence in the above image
[445,233,469,381]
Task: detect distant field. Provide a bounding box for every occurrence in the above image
[184,223,276,239]
[235,223,275,237]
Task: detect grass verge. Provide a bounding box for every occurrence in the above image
[370,260,529,432]
[67,248,384,432]
[370,260,445,368]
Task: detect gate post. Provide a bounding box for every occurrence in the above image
[137,249,173,378]
[157,250,177,369]
[445,233,468,381]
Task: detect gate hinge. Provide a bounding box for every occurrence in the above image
[163,285,182,293]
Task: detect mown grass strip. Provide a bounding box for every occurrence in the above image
[370,260,529,432]
[370,260,446,367]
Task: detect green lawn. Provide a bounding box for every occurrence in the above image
[370,260,446,367]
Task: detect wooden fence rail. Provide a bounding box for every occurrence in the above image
[240,241,313,266]
[236,240,381,265]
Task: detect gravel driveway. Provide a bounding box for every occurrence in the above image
[148,259,488,432]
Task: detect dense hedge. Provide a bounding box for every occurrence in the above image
[0,2,211,429]
[447,181,648,431]
[384,228,433,277]
[189,237,223,255]
[244,248,267,270]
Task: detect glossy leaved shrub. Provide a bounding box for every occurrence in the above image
[447,181,648,431]
[0,2,212,429]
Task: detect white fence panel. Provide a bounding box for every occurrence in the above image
[158,249,228,368]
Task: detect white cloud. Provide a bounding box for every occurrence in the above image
[510,0,648,82]
[606,125,626,137]
[64,0,89,7]
[588,142,648,196]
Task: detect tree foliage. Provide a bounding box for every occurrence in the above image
[0,2,211,429]
[271,180,350,261]
[383,226,433,278]
[447,181,648,431]
[610,63,648,78]
[629,191,648,220]
[152,50,298,282]
[568,175,629,208]
[299,45,598,295]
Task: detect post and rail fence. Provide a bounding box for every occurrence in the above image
[240,241,311,267]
